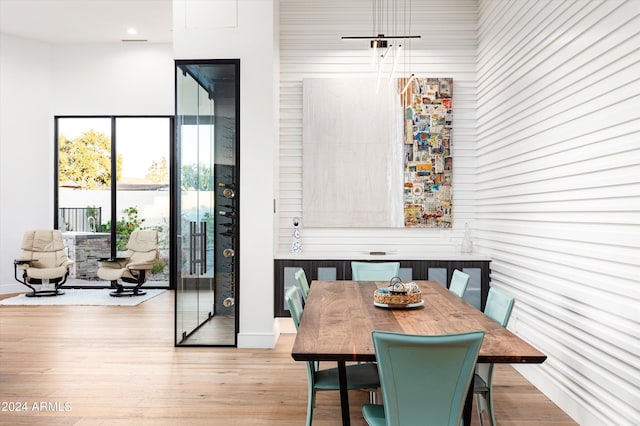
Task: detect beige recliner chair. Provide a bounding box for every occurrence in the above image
[14,229,74,297]
[97,229,159,297]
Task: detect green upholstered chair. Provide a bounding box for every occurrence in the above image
[294,268,310,303]
[285,286,380,426]
[448,269,470,298]
[351,261,400,281]
[362,330,484,426]
[474,287,515,426]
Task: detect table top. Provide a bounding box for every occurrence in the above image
[291,280,547,364]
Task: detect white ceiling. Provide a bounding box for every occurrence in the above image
[0,0,173,44]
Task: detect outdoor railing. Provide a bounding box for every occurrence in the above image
[59,207,102,232]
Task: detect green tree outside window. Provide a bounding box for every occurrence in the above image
[58,130,123,189]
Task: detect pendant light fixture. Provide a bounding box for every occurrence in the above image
[342,0,420,81]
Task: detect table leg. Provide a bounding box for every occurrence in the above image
[337,360,351,426]
[463,374,474,426]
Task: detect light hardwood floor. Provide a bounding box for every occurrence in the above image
[0,290,576,425]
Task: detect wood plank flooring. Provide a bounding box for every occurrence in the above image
[0,290,577,425]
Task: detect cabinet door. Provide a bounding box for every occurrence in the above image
[428,267,448,288]
[445,261,490,311]
[317,267,337,280]
[398,267,413,281]
[275,260,340,316]
[462,267,481,310]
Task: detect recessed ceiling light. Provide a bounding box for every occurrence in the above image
[127,28,138,35]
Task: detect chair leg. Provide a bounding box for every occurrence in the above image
[475,390,497,426]
[486,388,496,426]
[306,387,315,426]
[476,394,486,426]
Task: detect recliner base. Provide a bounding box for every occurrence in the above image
[25,289,65,297]
[109,284,147,297]
[110,288,147,297]
[109,275,147,297]
[16,267,69,298]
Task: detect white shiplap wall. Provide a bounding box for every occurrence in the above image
[476,1,640,425]
[277,0,479,256]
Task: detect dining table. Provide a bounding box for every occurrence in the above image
[291,280,547,426]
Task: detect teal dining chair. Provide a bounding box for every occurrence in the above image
[474,287,515,426]
[448,269,470,298]
[351,261,400,281]
[285,286,380,426]
[362,330,484,426]
[294,268,310,302]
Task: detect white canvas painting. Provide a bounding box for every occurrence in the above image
[302,78,403,228]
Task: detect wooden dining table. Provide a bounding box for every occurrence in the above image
[291,280,547,426]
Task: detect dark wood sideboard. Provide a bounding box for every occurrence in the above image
[274,258,491,317]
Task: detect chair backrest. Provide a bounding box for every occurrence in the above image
[285,285,318,388]
[125,229,159,263]
[351,261,400,281]
[285,286,304,330]
[476,288,515,392]
[484,287,515,327]
[20,229,69,268]
[372,330,484,426]
[294,268,310,303]
[448,269,470,298]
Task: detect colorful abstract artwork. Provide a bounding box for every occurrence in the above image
[400,77,453,228]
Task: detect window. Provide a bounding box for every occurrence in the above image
[55,116,172,288]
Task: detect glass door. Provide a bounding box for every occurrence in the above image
[175,60,239,346]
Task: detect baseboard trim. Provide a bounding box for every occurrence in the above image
[237,323,279,349]
[0,283,25,295]
[514,364,601,425]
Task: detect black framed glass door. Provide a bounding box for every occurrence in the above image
[174,60,239,346]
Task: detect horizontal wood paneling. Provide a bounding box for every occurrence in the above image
[476,0,640,424]
[277,2,639,422]
[277,0,479,255]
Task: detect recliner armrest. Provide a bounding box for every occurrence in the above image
[14,259,36,270]
[98,257,130,268]
[98,257,128,262]
[126,261,154,270]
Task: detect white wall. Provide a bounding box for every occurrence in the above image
[277,0,480,257]
[0,34,53,293]
[0,37,174,293]
[173,0,278,348]
[51,43,174,115]
[476,1,640,424]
